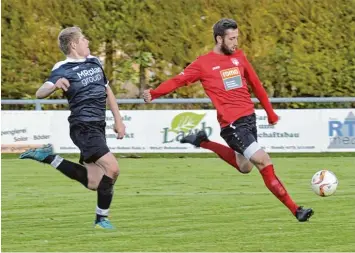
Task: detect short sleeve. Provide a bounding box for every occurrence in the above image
[46,62,66,85]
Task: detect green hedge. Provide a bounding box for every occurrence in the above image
[2,0,354,109]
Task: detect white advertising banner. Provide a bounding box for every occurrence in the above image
[322,109,355,151]
[1,111,53,153]
[1,109,354,153]
[255,110,324,152]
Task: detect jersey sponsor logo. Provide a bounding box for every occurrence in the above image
[81,74,102,86]
[75,67,104,86]
[220,67,243,90]
[76,67,102,79]
[221,68,240,79]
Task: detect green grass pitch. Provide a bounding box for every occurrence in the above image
[1,156,355,251]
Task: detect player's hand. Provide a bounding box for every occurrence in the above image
[114,121,126,139]
[268,112,279,125]
[55,78,70,92]
[143,89,152,103]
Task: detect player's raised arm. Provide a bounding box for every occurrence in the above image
[35,82,57,98]
[242,52,279,125]
[143,60,201,103]
[36,62,69,99]
[35,78,70,98]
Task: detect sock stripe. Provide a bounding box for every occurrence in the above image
[50,155,64,168]
[96,206,109,216]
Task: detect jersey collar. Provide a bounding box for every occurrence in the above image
[66,57,87,62]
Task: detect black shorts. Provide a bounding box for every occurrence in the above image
[69,121,110,165]
[220,113,259,158]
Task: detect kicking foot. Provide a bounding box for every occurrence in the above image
[94,217,115,229]
[295,206,314,222]
[19,144,53,162]
[180,130,209,147]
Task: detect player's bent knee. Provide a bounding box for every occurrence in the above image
[87,176,101,191]
[239,162,253,174]
[111,166,120,178]
[88,185,98,191]
[96,152,120,179]
[108,160,120,178]
[239,168,251,174]
[235,153,253,174]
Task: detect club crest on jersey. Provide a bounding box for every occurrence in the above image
[231,58,239,66]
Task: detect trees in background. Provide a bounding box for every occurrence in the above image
[2,0,355,108]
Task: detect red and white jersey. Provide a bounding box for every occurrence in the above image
[151,49,277,127]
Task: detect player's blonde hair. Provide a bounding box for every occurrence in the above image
[58,26,83,55]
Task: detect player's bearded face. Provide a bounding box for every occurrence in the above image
[221,38,236,55]
[220,29,238,55]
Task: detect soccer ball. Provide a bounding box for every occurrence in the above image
[311,170,338,197]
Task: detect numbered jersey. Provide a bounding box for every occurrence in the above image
[46,56,108,124]
[151,49,265,127]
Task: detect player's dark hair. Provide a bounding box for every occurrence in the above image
[213,18,238,43]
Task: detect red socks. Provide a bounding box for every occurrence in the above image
[200,141,241,172]
[260,165,299,215]
[200,141,298,215]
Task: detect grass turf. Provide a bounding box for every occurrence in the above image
[1,156,354,251]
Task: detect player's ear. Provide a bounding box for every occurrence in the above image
[70,41,76,50]
[216,35,223,45]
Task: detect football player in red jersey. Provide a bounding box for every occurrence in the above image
[143,18,313,222]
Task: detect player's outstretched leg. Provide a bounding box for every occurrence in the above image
[250,149,314,222]
[180,130,253,173]
[19,144,88,188]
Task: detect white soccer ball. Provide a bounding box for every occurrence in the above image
[311,170,338,197]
